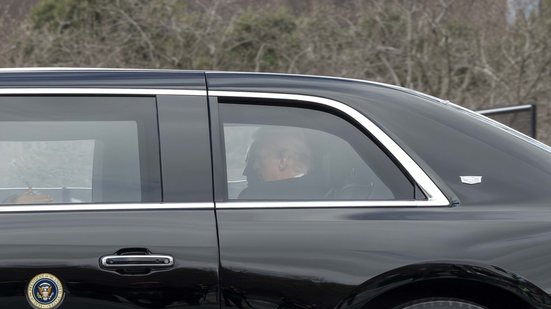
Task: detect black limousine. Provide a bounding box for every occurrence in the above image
[0,68,550,309]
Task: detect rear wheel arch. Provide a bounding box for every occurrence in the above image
[366,277,532,309]
[335,262,549,309]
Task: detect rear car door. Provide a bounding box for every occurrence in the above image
[209,91,448,308]
[0,91,218,308]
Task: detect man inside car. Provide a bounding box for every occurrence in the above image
[238,127,324,200]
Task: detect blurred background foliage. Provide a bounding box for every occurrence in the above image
[1,0,551,140]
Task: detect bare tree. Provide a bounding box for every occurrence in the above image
[1,0,550,142]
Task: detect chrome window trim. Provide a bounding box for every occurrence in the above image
[217,201,444,209]
[211,90,450,207]
[0,203,213,212]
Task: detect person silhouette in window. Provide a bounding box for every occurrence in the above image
[239,127,324,200]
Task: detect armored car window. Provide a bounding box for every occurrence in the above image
[219,102,415,201]
[0,96,161,205]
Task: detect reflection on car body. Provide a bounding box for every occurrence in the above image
[0,68,549,309]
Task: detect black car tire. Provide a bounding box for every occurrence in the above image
[392,298,487,309]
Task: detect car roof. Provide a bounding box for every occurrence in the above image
[0,67,207,90]
[0,67,442,103]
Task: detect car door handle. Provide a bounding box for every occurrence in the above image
[100,254,174,268]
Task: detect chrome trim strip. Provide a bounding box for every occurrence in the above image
[0,88,206,96]
[0,186,91,190]
[218,201,447,209]
[210,90,449,207]
[477,104,533,114]
[0,203,213,212]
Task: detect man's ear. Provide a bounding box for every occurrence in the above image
[278,151,290,170]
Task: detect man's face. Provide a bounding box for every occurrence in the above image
[244,142,282,183]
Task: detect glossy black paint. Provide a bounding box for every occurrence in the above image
[206,72,551,308]
[0,70,206,90]
[0,70,218,309]
[216,207,551,308]
[0,210,219,308]
[157,95,213,202]
[0,70,550,309]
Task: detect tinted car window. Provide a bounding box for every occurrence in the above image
[219,102,415,200]
[0,96,161,204]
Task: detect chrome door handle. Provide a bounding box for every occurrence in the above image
[100,254,174,268]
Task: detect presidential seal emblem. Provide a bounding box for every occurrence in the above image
[26,273,64,309]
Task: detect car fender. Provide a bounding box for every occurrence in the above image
[335,261,551,309]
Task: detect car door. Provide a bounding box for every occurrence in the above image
[0,91,218,308]
[208,91,449,309]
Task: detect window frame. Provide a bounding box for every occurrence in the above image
[0,88,213,213]
[211,91,450,208]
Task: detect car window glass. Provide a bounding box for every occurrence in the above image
[0,96,161,205]
[220,103,415,201]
